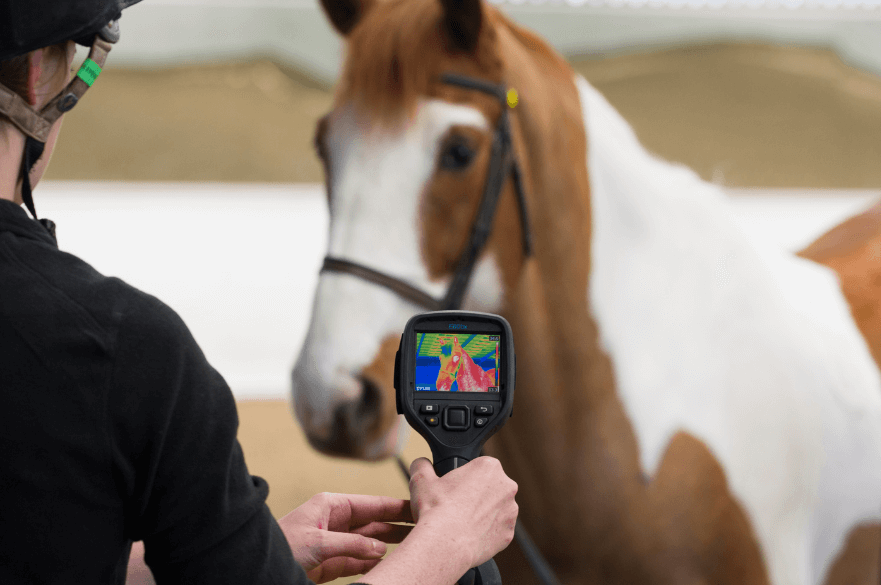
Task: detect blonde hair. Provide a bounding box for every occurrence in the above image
[0,43,70,127]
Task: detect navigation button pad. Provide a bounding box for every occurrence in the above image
[443,406,470,431]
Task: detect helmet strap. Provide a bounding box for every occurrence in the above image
[20,136,55,240]
[0,29,117,242]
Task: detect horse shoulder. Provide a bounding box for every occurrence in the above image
[799,202,881,369]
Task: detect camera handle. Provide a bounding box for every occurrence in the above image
[435,457,503,585]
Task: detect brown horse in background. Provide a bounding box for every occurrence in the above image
[291,0,881,582]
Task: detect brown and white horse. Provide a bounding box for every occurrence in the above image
[290,0,881,582]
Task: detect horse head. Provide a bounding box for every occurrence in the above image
[435,336,462,392]
[289,0,563,459]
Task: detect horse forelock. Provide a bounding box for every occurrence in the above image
[336,0,505,126]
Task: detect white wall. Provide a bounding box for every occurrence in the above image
[38,182,327,400]
[34,182,880,400]
[109,1,881,85]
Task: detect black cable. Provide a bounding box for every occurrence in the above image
[395,455,411,481]
[513,520,561,585]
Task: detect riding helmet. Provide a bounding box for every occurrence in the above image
[0,0,143,60]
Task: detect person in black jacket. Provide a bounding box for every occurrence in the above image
[0,2,519,584]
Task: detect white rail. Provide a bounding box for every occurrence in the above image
[33,182,879,399]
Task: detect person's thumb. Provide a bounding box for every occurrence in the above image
[311,531,386,564]
[408,457,438,523]
[409,457,437,484]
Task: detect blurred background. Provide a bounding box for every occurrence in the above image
[36,1,881,581]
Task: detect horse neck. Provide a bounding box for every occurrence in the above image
[497,41,751,413]
[491,21,615,412]
[483,28,752,554]
[479,27,640,542]
[489,37,796,541]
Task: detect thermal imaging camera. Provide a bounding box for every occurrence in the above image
[394,311,515,476]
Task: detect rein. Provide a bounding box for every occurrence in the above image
[395,454,561,585]
[320,73,533,310]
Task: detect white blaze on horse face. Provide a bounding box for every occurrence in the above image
[293,100,500,456]
[578,75,881,585]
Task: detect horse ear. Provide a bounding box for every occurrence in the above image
[319,0,374,36]
[440,0,483,52]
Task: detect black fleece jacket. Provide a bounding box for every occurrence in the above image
[0,199,310,584]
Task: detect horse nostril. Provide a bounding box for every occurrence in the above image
[309,375,385,458]
[357,375,382,434]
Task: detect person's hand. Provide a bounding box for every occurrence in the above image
[408,456,518,570]
[278,492,413,583]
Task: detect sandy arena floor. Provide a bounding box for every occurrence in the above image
[235,400,430,516]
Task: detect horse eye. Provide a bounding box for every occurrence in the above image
[440,140,476,171]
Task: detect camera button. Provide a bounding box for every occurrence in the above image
[443,406,469,430]
[419,404,439,414]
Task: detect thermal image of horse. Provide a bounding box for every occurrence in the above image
[435,337,496,392]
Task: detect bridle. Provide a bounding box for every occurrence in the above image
[320,73,533,311]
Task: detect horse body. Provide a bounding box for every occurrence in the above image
[573,76,881,584]
[291,0,881,581]
[436,336,496,392]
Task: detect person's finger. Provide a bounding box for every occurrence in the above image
[352,521,413,543]
[408,457,436,484]
[311,531,387,565]
[334,494,414,528]
[307,557,382,584]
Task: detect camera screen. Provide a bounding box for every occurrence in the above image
[414,333,500,392]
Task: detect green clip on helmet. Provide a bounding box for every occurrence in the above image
[0,0,144,235]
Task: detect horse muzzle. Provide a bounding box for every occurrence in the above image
[291,345,408,461]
